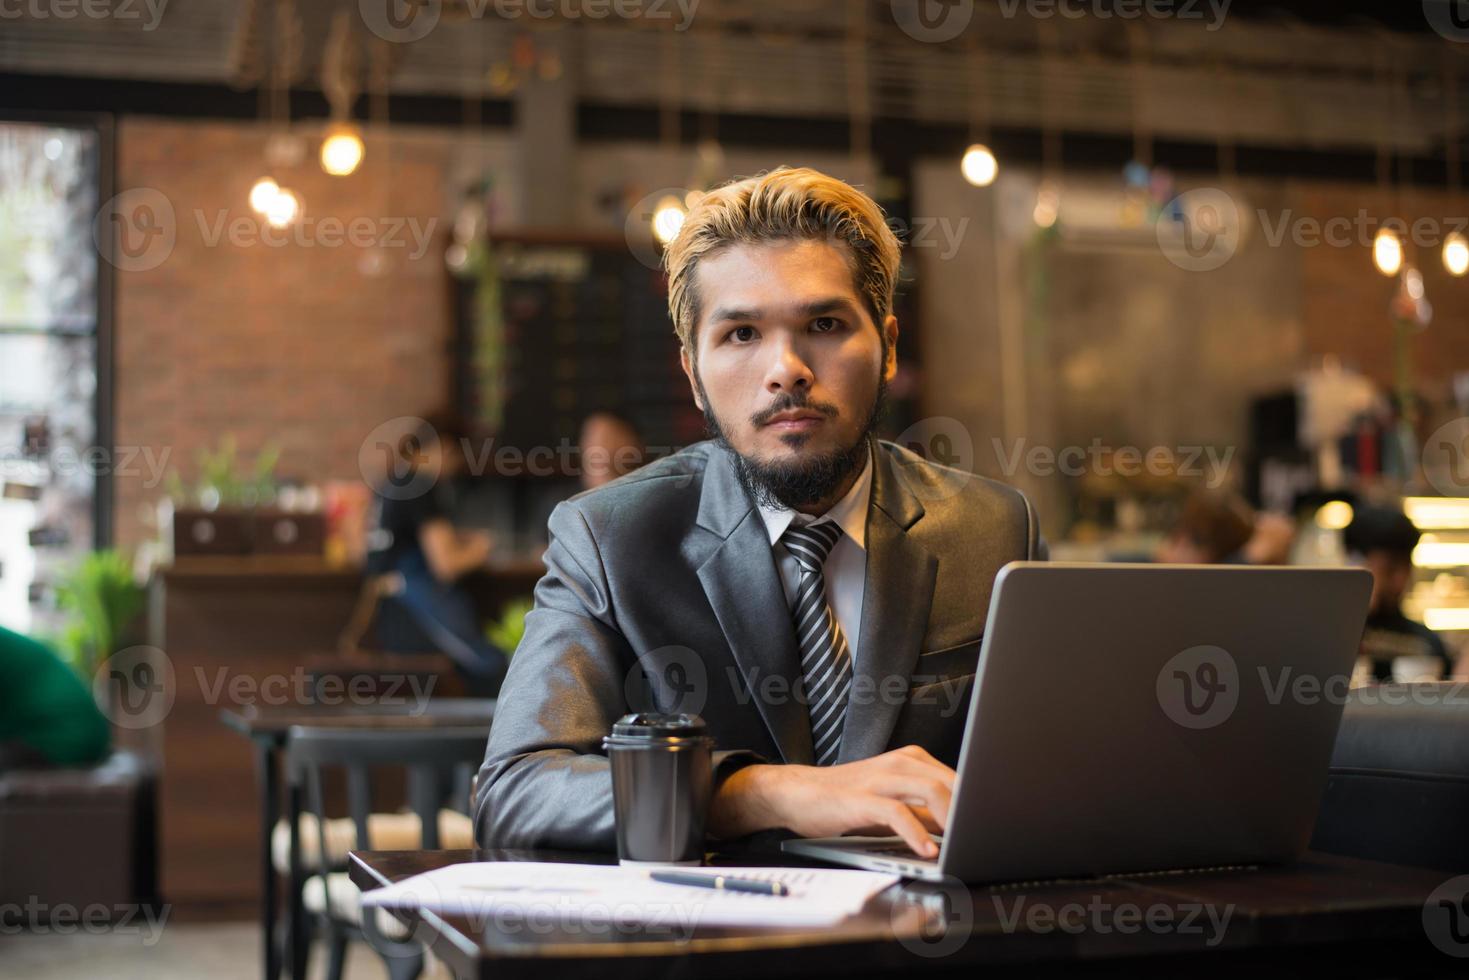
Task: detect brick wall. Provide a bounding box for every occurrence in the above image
[1296,182,1469,397]
[112,118,498,552]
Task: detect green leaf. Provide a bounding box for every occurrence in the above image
[485,597,533,657]
[53,550,144,680]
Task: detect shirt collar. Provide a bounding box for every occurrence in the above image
[756,444,873,552]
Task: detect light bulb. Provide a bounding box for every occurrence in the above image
[1033,185,1059,228]
[249,176,280,215]
[1445,231,1469,277]
[264,187,300,229]
[652,196,686,245]
[320,124,365,177]
[1405,265,1425,300]
[1373,227,1403,277]
[960,144,998,187]
[1315,501,1354,531]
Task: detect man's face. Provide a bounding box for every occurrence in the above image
[679,239,897,508]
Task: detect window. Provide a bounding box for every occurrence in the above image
[0,121,105,634]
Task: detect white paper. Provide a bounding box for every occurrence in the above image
[360,861,899,928]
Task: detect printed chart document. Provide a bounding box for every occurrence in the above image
[360,861,900,928]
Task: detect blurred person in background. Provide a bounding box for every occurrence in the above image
[578,410,646,490]
[0,625,110,769]
[1344,505,1454,683]
[364,413,508,696]
[1240,511,1297,565]
[1155,490,1256,564]
[1154,490,1297,566]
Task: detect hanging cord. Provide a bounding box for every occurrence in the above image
[846,0,872,171]
[1126,22,1152,170]
[269,0,304,133]
[1446,58,1461,200]
[659,21,681,149]
[321,9,363,123]
[229,0,269,90]
[966,31,989,148]
[1214,54,1236,183]
[1037,20,1061,185]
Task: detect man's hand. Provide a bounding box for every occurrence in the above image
[708,745,955,858]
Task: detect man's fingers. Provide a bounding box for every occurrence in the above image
[867,798,937,858]
[885,756,956,801]
[874,774,953,828]
[895,745,947,770]
[890,746,956,784]
[906,803,945,835]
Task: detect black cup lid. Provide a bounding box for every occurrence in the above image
[611,712,707,738]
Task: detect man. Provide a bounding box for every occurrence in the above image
[474,167,1041,857]
[1344,505,1455,682]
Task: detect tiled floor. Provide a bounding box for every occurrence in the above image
[0,923,452,980]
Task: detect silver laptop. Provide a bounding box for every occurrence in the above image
[782,562,1373,882]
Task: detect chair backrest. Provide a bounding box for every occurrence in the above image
[1310,682,1469,873]
[285,726,488,861]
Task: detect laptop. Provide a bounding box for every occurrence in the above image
[781,562,1373,882]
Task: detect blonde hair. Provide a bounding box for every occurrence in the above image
[663,167,902,352]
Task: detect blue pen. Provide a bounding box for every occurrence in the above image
[648,870,791,896]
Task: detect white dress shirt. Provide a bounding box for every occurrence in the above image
[755,446,872,663]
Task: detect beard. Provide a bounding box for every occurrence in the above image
[696,370,888,512]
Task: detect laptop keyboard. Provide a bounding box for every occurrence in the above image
[865,843,933,859]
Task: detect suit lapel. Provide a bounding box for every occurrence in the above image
[838,442,939,763]
[695,445,815,765]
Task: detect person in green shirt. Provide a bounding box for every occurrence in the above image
[0,625,111,768]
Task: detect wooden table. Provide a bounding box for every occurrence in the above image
[221,700,494,980]
[347,848,1463,979]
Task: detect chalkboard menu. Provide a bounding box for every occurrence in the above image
[455,238,706,464]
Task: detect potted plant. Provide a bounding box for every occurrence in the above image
[486,597,533,656]
[53,550,146,682]
[163,436,321,557]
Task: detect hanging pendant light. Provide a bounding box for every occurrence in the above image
[320,122,365,176]
[250,0,303,228]
[960,39,997,188]
[961,144,999,187]
[1443,65,1466,277]
[263,187,301,229]
[249,176,281,215]
[1034,25,1063,228]
[319,11,365,177]
[1374,227,1404,277]
[1444,231,1469,277]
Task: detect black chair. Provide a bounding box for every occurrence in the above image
[285,726,488,980]
[1311,682,1469,874]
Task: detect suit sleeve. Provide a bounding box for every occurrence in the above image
[472,501,629,850]
[472,501,758,850]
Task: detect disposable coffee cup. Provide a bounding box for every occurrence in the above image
[603,712,713,866]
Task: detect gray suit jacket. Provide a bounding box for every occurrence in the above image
[473,437,1041,850]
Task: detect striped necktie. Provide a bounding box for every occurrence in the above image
[781,520,853,766]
